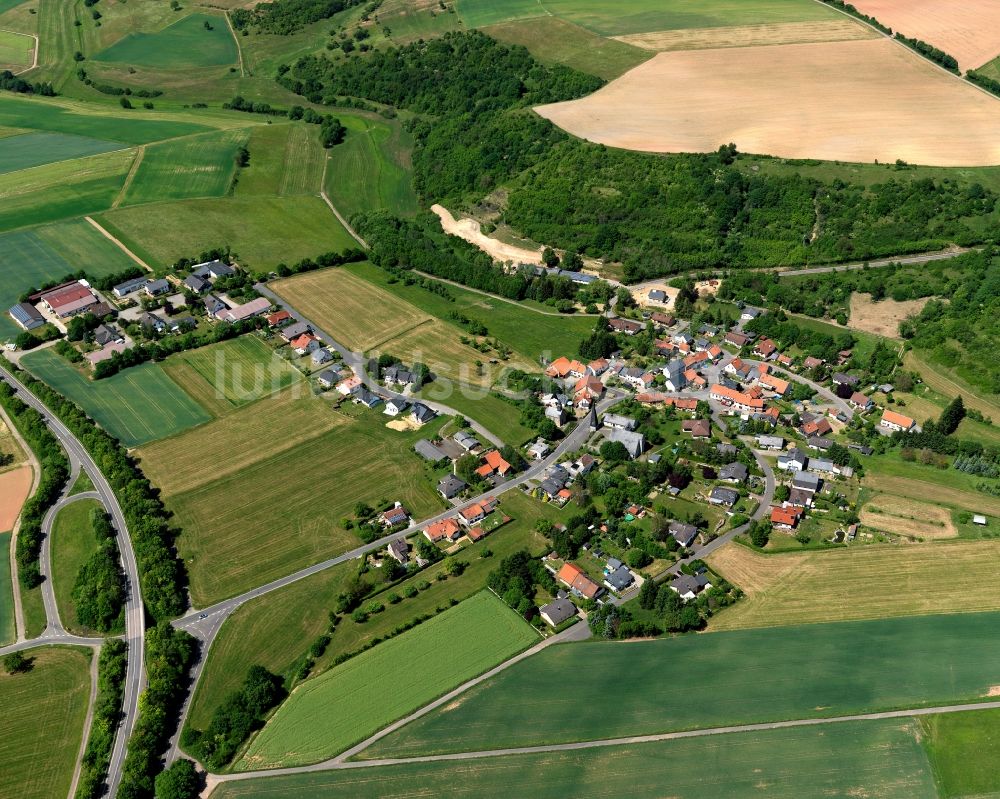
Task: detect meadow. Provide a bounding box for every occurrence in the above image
[119,128,249,206]
[706,540,1000,630]
[212,718,935,799]
[235,123,324,198]
[364,611,1000,757]
[50,498,105,636]
[0,646,91,799]
[418,381,534,446]
[141,399,447,605]
[0,532,13,645]
[185,490,556,730]
[236,591,537,770]
[324,114,419,218]
[92,12,238,69]
[21,350,211,447]
[0,131,125,175]
[96,196,356,271]
[0,148,134,232]
[921,707,1000,798]
[864,453,1000,517]
[0,27,32,66]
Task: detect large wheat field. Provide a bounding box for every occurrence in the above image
[537,38,1000,166]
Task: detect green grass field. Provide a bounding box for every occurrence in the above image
[50,498,106,637]
[0,532,13,645]
[0,219,139,338]
[921,708,1000,798]
[93,12,238,69]
[324,115,419,218]
[120,128,249,206]
[0,646,91,799]
[366,611,1000,758]
[0,148,134,232]
[0,131,125,175]
[235,123,325,197]
[213,718,936,799]
[21,350,212,447]
[0,0,29,16]
[418,381,534,446]
[96,195,357,271]
[0,94,212,144]
[458,0,839,35]
[236,591,537,770]
[185,490,557,730]
[0,28,33,66]
[21,584,44,638]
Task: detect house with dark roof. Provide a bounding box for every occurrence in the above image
[669,522,698,547]
[386,538,410,564]
[112,277,148,298]
[832,372,859,387]
[454,430,480,452]
[204,294,228,317]
[354,388,382,408]
[778,448,808,472]
[144,278,171,297]
[280,321,312,341]
[184,274,211,294]
[539,597,577,627]
[719,462,748,484]
[317,368,342,389]
[93,324,124,347]
[709,486,739,507]
[410,403,436,426]
[438,474,467,499]
[604,565,634,593]
[8,302,45,331]
[670,573,712,601]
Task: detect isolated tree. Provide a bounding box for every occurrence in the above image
[3,652,31,674]
[542,247,560,268]
[748,520,770,549]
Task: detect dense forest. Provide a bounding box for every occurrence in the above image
[282,32,997,281]
[231,0,367,34]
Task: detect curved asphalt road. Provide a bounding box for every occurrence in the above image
[0,364,144,798]
[39,490,102,636]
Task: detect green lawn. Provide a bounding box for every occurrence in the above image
[120,128,249,206]
[365,611,1000,758]
[0,646,91,799]
[69,470,95,496]
[324,114,419,218]
[418,381,535,446]
[0,532,13,645]
[185,490,557,731]
[787,312,882,361]
[0,148,134,232]
[0,131,126,175]
[0,218,139,338]
[50,498,106,637]
[21,350,212,447]
[92,12,238,69]
[235,591,537,770]
[0,28,33,66]
[96,195,357,272]
[213,718,936,799]
[921,708,1000,798]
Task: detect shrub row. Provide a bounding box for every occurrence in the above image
[75,639,128,799]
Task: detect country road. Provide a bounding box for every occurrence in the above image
[0,364,144,798]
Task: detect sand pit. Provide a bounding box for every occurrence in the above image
[615,20,875,51]
[0,465,33,532]
[850,0,1000,70]
[535,38,1000,167]
[848,292,928,338]
[386,417,421,432]
[432,204,543,265]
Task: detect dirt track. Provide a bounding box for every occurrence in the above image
[536,38,1000,167]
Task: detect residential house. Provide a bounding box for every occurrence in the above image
[354,388,382,409]
[684,351,709,369]
[219,297,271,323]
[788,487,814,508]
[707,344,724,362]
[204,294,228,317]
[476,450,512,480]
[415,439,447,462]
[311,348,333,366]
[740,306,762,321]
[291,333,320,355]
[710,384,766,414]
[757,434,785,450]
[556,563,604,600]
[807,436,833,452]
[759,373,790,397]
[670,573,712,601]
[792,471,821,494]
[604,565,634,593]
[587,358,609,376]
[140,312,167,334]
[386,538,410,565]
[93,324,124,346]
[880,410,916,433]
[545,404,568,426]
[800,415,833,437]
[438,474,467,499]
[669,522,698,547]
[832,372,859,387]
[545,356,587,379]
[717,442,738,457]
[112,277,148,298]
[384,398,409,417]
[778,448,808,472]
[168,316,195,334]
[603,414,637,431]
[266,310,292,328]
[527,439,550,460]
[424,517,462,543]
[144,278,171,297]
[777,353,794,367]
[606,428,646,459]
[336,375,363,395]
[280,321,312,341]
[771,506,802,530]
[183,274,211,294]
[618,367,648,389]
[380,503,409,527]
[410,403,437,426]
[191,260,235,280]
[809,459,839,475]
[648,289,667,303]
[574,374,605,404]
[754,338,777,359]
[724,358,753,380]
[539,598,577,627]
[803,356,824,370]
[663,360,687,392]
[719,462,748,484]
[609,317,644,335]
[567,454,597,478]
[682,418,711,439]
[725,331,751,348]
[454,430,480,452]
[8,302,45,331]
[383,364,414,387]
[650,312,675,328]
[709,486,739,507]
[459,503,487,526]
[849,391,873,411]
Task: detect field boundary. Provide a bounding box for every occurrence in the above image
[1,28,38,75]
[319,152,368,249]
[84,215,152,272]
[112,145,146,209]
[224,12,245,78]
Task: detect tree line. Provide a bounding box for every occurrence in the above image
[72,507,126,633]
[75,639,127,799]
[230,0,364,34]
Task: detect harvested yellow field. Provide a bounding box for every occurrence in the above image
[848,292,927,338]
[273,269,432,352]
[865,474,1000,517]
[536,38,1000,167]
[860,493,957,540]
[136,390,345,496]
[851,0,1000,69]
[614,20,875,51]
[708,540,1000,630]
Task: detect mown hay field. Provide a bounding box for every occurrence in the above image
[236,591,537,770]
[851,0,1000,70]
[50,498,106,637]
[0,131,125,175]
[848,292,927,338]
[92,12,238,69]
[120,128,249,206]
[235,123,325,198]
[213,719,936,799]
[904,350,1000,422]
[859,492,957,540]
[186,491,555,731]
[0,28,32,67]
[22,350,211,447]
[149,400,447,606]
[705,539,1000,630]
[0,646,91,799]
[615,19,875,51]
[364,611,1000,758]
[536,38,1000,167]
[96,195,356,270]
